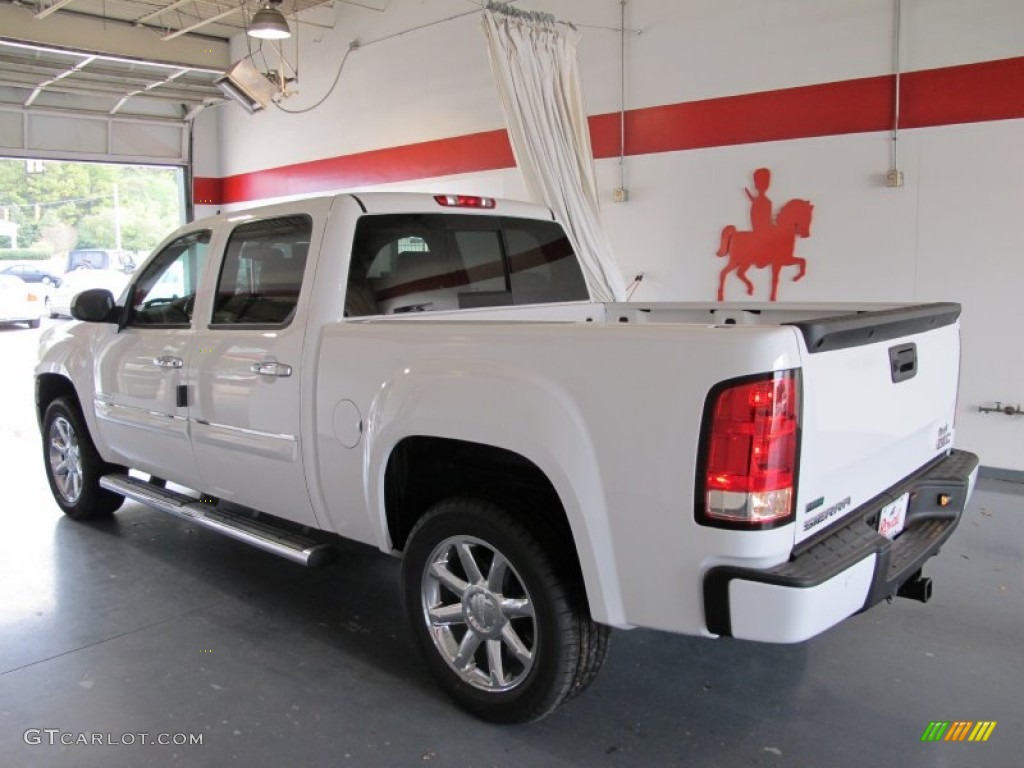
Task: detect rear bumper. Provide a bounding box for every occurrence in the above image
[0,310,42,322]
[703,449,980,643]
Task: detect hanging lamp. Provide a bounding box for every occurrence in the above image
[249,0,291,39]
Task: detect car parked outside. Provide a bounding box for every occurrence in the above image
[0,262,63,286]
[0,274,45,328]
[66,248,136,274]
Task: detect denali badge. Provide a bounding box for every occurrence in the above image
[805,496,825,512]
[803,495,852,531]
[936,424,952,451]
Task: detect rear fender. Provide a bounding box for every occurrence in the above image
[366,363,626,626]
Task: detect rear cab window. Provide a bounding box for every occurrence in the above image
[344,214,589,317]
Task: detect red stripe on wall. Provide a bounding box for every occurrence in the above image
[192,176,223,205]
[218,129,514,206]
[900,56,1024,128]
[590,76,893,158]
[194,56,1024,206]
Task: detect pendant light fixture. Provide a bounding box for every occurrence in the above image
[249,0,291,40]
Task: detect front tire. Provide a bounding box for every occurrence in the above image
[401,498,604,723]
[43,397,124,520]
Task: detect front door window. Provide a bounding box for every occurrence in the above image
[128,231,211,327]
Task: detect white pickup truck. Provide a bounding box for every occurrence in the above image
[36,192,979,723]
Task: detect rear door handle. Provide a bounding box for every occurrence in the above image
[250,362,293,378]
[153,356,183,369]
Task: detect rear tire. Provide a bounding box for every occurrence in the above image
[401,498,605,723]
[42,397,124,520]
[568,608,611,699]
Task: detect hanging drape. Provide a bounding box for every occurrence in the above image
[481,7,626,302]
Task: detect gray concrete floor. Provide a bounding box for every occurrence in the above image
[1,321,1020,768]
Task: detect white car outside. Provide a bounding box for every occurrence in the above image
[49,268,130,318]
[0,274,45,328]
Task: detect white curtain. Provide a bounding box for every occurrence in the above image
[482,8,626,302]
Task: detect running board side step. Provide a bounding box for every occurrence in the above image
[100,474,336,568]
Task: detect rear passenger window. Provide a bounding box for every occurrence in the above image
[345,214,589,317]
[212,216,311,327]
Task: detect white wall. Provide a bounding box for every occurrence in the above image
[196,0,1024,470]
[190,107,221,192]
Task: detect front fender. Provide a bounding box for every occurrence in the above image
[35,322,108,447]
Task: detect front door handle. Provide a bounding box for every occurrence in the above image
[153,356,183,369]
[250,361,293,378]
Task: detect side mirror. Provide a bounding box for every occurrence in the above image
[71,289,118,323]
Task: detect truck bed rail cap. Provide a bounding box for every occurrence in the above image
[786,302,961,353]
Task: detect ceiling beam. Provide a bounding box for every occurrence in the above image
[162,5,243,41]
[0,37,223,75]
[34,0,78,20]
[134,0,200,27]
[0,4,229,69]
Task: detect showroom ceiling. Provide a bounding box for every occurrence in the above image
[25,0,336,43]
[0,38,225,117]
[0,0,336,120]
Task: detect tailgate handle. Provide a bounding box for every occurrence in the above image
[889,343,917,383]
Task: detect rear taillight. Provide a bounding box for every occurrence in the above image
[434,194,496,209]
[697,370,800,528]
[26,291,39,302]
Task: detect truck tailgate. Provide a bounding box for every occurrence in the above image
[789,303,962,544]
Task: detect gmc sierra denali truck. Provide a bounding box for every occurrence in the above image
[35,192,979,723]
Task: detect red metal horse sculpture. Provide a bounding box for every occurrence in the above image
[716,198,814,302]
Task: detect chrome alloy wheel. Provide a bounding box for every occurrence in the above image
[421,535,537,693]
[48,415,83,504]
